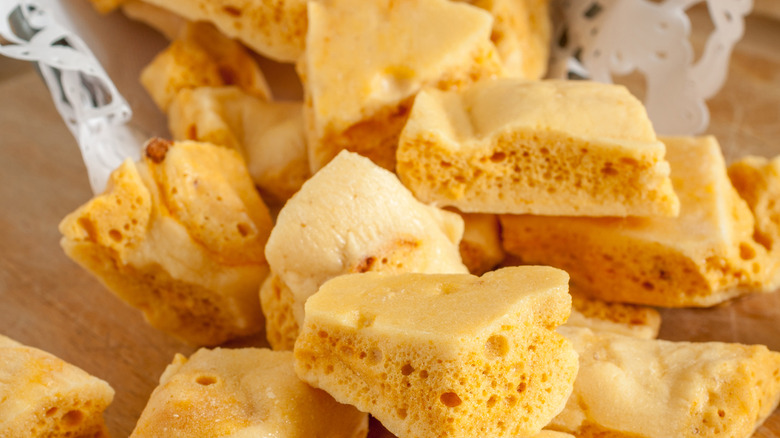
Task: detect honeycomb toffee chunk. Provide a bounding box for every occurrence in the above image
[294,267,578,438]
[501,136,773,307]
[397,79,679,217]
[0,335,114,438]
[303,0,504,171]
[263,151,467,349]
[551,327,780,438]
[59,139,272,345]
[131,348,367,438]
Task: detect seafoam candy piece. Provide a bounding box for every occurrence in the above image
[397,78,679,217]
[294,267,578,438]
[551,327,780,438]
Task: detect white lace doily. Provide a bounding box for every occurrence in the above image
[0,0,141,193]
[550,0,752,135]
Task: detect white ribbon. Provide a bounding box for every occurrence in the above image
[0,0,141,193]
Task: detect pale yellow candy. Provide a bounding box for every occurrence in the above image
[456,212,505,275]
[455,0,552,79]
[259,273,299,351]
[131,348,367,438]
[566,293,661,340]
[120,1,188,40]
[169,86,309,202]
[59,139,272,345]
[303,0,504,171]
[263,151,467,348]
[729,155,780,288]
[552,327,780,438]
[140,22,271,111]
[502,136,774,307]
[397,78,679,217]
[0,335,114,438]
[141,0,308,62]
[294,267,578,438]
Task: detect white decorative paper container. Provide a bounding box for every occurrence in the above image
[0,0,753,193]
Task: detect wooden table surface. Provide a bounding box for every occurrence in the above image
[1,5,779,438]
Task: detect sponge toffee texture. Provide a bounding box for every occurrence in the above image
[0,335,115,438]
[302,0,505,171]
[130,348,368,438]
[294,267,578,438]
[500,136,774,307]
[59,139,273,346]
[397,79,679,217]
[551,327,780,438]
[262,151,468,350]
